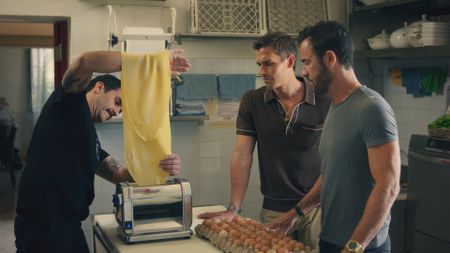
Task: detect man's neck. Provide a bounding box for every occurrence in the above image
[329,70,361,105]
[273,75,304,102]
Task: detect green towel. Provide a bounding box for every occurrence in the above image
[422,69,448,95]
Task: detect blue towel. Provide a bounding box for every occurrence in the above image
[402,69,425,96]
[217,75,256,100]
[176,74,217,100]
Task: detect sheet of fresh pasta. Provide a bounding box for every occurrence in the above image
[120,51,171,185]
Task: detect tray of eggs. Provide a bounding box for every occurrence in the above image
[195,216,311,253]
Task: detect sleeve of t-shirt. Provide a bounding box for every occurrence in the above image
[360,97,398,148]
[236,91,257,137]
[99,148,110,162]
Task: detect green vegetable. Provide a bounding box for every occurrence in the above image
[428,114,450,129]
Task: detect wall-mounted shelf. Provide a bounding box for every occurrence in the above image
[171,115,209,125]
[352,0,423,13]
[174,33,261,44]
[355,45,450,59]
[104,115,209,125]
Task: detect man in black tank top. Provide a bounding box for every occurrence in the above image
[15,50,190,252]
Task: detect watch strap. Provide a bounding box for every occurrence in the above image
[227,203,242,214]
[294,205,304,217]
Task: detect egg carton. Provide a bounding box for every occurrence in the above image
[190,0,267,35]
[195,216,311,253]
[267,0,328,35]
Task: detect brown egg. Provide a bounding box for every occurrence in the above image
[294,242,305,250]
[260,245,270,252]
[286,244,293,251]
[243,238,254,247]
[277,247,289,253]
[203,219,212,227]
[271,237,281,244]
[267,250,277,253]
[240,234,249,241]
[232,238,243,247]
[272,244,281,251]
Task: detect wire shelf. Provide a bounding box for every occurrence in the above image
[190,0,267,35]
[267,0,328,34]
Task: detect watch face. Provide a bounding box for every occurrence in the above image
[348,241,357,249]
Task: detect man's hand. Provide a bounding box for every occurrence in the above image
[197,210,237,222]
[267,209,298,235]
[169,49,191,77]
[159,154,182,176]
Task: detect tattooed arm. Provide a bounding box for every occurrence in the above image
[96,156,134,184]
[61,51,122,94]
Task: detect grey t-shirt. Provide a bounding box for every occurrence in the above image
[319,86,398,248]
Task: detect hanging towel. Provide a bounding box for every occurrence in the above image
[422,69,448,95]
[121,51,171,185]
[217,74,256,100]
[176,74,217,100]
[390,67,402,86]
[401,69,425,96]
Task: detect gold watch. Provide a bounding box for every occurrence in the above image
[345,240,364,253]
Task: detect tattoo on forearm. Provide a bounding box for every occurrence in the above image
[96,157,122,182]
[62,70,89,91]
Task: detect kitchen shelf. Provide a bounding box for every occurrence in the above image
[352,0,423,13]
[104,115,209,125]
[355,45,450,59]
[170,115,209,125]
[174,33,261,44]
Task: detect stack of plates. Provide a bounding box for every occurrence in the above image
[421,22,450,46]
[406,20,450,47]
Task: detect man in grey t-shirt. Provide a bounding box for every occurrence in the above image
[269,21,401,253]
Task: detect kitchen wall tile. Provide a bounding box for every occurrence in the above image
[192,189,223,206]
[178,157,200,175]
[197,157,222,174]
[188,172,225,190]
[199,142,221,158]
[173,142,200,158]
[171,121,201,143]
[195,126,222,142]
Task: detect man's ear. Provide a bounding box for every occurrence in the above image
[323,50,337,69]
[287,54,296,69]
[94,81,105,94]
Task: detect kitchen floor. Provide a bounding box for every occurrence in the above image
[0,169,20,253]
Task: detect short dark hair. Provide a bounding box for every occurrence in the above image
[297,21,354,69]
[253,32,297,60]
[86,74,121,92]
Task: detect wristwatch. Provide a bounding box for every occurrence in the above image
[294,205,305,217]
[345,240,364,253]
[227,203,242,214]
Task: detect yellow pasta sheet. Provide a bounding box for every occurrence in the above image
[121,51,171,185]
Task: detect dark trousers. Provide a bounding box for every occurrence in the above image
[15,211,89,253]
[320,236,391,253]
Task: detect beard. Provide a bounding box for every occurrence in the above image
[313,64,333,95]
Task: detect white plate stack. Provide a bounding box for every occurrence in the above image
[406,18,450,47]
[421,22,450,46]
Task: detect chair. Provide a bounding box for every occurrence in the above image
[0,125,17,188]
